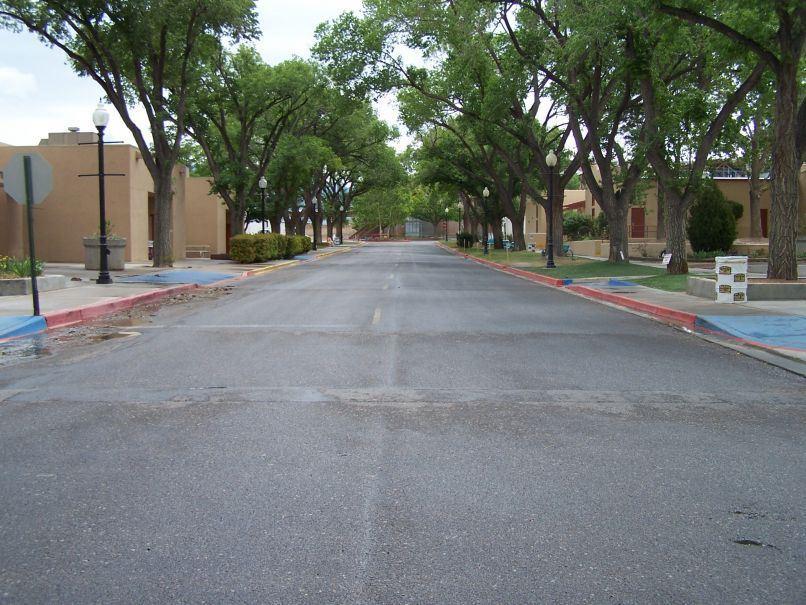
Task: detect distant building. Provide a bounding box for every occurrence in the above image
[0,130,226,263]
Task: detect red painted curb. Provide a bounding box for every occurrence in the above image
[43,283,199,330]
[438,243,567,287]
[567,285,697,329]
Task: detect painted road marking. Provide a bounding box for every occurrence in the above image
[372,308,382,325]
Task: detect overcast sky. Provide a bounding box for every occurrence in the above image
[0,0,406,149]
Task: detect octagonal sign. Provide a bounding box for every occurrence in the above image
[2,153,53,205]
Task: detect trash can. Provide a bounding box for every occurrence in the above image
[715,256,748,303]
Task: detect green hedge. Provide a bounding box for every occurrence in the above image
[285,235,312,258]
[229,235,257,263]
[229,233,312,263]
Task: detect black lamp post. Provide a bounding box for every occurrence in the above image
[545,151,557,269]
[444,206,449,241]
[338,204,344,245]
[92,103,113,285]
[482,186,490,255]
[258,176,267,233]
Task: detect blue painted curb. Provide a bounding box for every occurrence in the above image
[0,316,47,340]
[696,315,806,351]
[608,279,639,287]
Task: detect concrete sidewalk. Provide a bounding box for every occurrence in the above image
[0,244,358,339]
[439,243,806,373]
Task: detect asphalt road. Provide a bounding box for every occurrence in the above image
[0,242,804,604]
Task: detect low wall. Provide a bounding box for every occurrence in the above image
[688,276,806,301]
[0,275,67,296]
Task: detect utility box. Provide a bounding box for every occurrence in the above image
[715,256,748,303]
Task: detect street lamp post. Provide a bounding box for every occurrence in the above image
[258,176,267,234]
[338,204,344,245]
[482,187,490,255]
[444,206,449,242]
[92,103,113,285]
[545,151,557,269]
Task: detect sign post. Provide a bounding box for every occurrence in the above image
[23,156,40,315]
[2,152,53,316]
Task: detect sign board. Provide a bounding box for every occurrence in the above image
[661,253,672,266]
[2,153,53,205]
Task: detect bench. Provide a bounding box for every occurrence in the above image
[186,245,211,259]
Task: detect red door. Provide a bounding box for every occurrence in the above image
[630,207,645,238]
[760,209,768,238]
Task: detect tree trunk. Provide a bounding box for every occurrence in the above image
[152,171,175,267]
[606,202,629,263]
[327,217,334,241]
[492,221,504,249]
[269,216,282,233]
[510,215,526,250]
[767,64,799,279]
[656,182,666,241]
[665,192,689,274]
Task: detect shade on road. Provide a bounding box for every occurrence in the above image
[0,242,803,604]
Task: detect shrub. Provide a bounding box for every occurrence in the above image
[229,235,257,263]
[286,235,311,258]
[687,182,737,253]
[0,256,44,278]
[456,232,477,248]
[563,211,594,240]
[254,233,291,261]
[727,200,744,220]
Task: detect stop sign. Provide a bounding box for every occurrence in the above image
[2,153,53,205]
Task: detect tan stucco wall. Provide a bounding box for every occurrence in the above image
[0,139,190,263]
[185,176,227,254]
[0,144,144,263]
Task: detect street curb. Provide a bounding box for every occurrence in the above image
[436,242,696,328]
[436,242,568,287]
[43,283,200,330]
[436,243,805,371]
[567,284,698,329]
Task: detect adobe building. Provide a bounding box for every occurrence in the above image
[0,130,227,264]
[185,176,228,257]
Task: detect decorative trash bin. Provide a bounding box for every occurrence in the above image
[715,256,748,303]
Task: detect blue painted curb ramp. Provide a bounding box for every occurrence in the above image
[697,315,806,351]
[0,316,47,340]
[116,269,236,286]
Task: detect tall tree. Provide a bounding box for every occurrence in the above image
[627,14,765,273]
[657,0,805,279]
[184,50,317,236]
[0,0,258,266]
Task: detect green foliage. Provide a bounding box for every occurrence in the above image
[229,235,258,263]
[687,183,737,253]
[727,200,744,220]
[285,235,312,258]
[253,234,287,262]
[0,256,44,278]
[229,233,313,263]
[456,232,477,248]
[563,211,594,240]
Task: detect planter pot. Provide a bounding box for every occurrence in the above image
[83,237,127,271]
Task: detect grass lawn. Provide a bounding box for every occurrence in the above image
[452,244,664,280]
[631,274,689,292]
